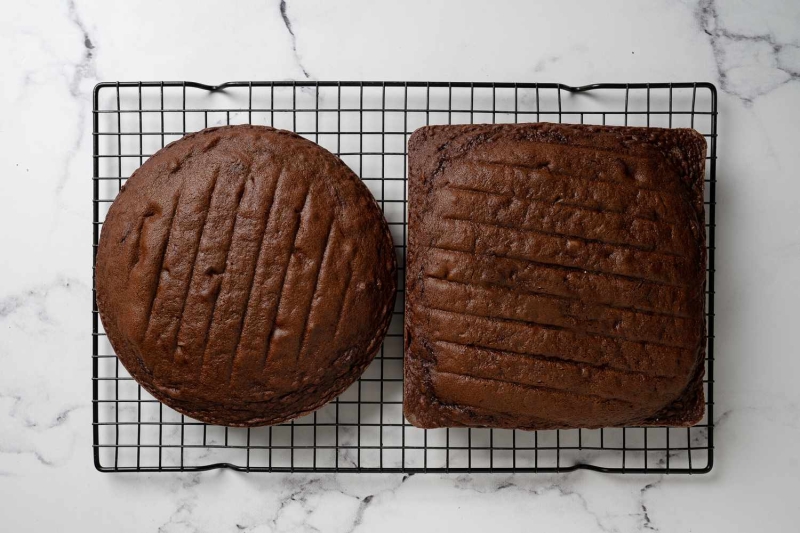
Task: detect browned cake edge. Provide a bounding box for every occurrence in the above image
[97,125,397,427]
[403,122,707,430]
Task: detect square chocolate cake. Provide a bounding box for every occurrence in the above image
[404,123,707,430]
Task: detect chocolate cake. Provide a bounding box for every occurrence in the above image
[96,125,397,427]
[404,122,707,430]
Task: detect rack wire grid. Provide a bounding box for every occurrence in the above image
[93,81,716,474]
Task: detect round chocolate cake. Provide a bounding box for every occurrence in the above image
[96,125,396,426]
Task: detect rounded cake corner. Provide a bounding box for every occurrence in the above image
[680,127,708,153]
[407,125,441,150]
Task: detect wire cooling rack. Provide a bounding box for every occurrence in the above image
[93,81,716,474]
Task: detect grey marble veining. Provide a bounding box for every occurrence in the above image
[280,0,311,79]
[698,0,800,103]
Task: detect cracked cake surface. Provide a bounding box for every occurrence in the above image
[404,122,707,430]
[96,125,397,427]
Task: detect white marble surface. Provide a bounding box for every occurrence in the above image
[1,0,799,531]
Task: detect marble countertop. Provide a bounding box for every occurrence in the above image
[2,0,799,531]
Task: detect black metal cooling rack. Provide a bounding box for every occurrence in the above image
[92,81,716,474]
